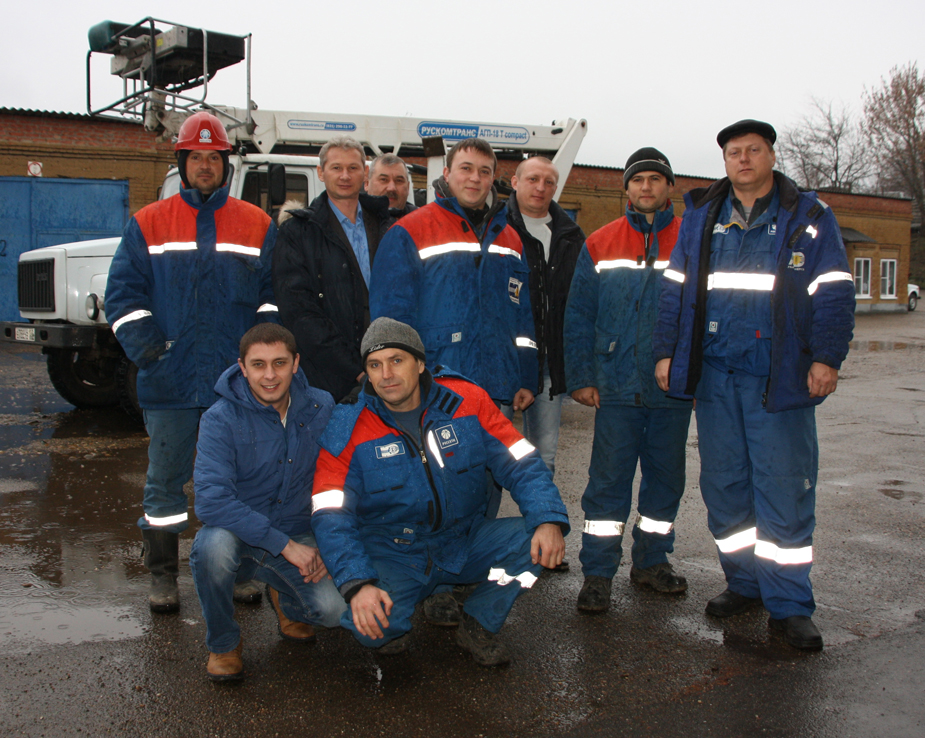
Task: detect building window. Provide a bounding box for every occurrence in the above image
[880,259,897,298]
[854,258,871,297]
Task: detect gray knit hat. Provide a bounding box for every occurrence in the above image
[361,317,426,362]
[623,147,675,187]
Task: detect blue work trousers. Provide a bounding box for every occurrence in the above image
[190,526,346,653]
[344,517,542,648]
[695,362,817,619]
[579,404,692,578]
[139,408,205,533]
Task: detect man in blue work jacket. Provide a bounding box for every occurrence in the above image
[190,323,345,681]
[653,120,855,650]
[106,112,278,614]
[565,148,691,612]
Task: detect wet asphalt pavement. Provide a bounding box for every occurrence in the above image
[1,312,923,738]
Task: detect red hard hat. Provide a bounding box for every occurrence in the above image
[175,112,231,151]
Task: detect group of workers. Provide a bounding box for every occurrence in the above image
[104,111,855,681]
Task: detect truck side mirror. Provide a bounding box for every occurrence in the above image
[267,164,287,208]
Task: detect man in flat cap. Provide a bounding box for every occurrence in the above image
[565,148,691,612]
[652,121,855,650]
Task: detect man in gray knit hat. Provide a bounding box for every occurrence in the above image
[564,147,692,613]
[310,318,569,666]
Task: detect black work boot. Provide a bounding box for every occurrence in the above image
[141,529,180,613]
[423,591,461,626]
[455,613,511,667]
[630,562,688,594]
[577,576,612,612]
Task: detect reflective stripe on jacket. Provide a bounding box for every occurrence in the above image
[106,185,277,409]
[369,195,537,403]
[565,204,688,408]
[653,173,855,412]
[311,368,569,588]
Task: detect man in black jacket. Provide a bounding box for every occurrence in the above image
[507,156,586,477]
[366,153,416,218]
[273,136,394,402]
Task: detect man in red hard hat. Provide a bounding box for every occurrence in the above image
[106,111,279,614]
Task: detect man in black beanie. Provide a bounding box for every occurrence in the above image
[565,147,692,612]
[311,317,569,667]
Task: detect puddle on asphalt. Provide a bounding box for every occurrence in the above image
[0,562,146,653]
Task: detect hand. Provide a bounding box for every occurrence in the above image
[530,522,565,569]
[571,387,600,409]
[513,388,534,411]
[351,584,393,640]
[807,362,838,398]
[655,358,672,392]
[281,540,330,583]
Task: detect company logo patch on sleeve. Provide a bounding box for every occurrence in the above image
[508,277,523,304]
[375,441,406,459]
[769,224,777,236]
[435,424,459,449]
[708,320,719,334]
[788,252,805,269]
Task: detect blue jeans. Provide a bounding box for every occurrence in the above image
[344,517,542,648]
[520,380,565,477]
[579,404,692,578]
[190,527,346,653]
[139,408,205,533]
[695,363,817,619]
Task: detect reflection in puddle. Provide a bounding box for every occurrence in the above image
[0,573,146,653]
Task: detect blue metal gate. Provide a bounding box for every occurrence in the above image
[0,177,129,321]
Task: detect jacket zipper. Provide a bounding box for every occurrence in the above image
[396,414,443,532]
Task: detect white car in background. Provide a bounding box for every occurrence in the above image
[909,283,920,311]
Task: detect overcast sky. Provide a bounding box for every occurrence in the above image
[3,0,922,180]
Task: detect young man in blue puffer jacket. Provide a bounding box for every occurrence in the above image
[189,324,346,681]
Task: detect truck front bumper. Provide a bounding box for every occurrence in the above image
[1,322,98,349]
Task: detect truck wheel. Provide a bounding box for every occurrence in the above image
[45,348,120,408]
[116,356,143,423]
[909,293,918,311]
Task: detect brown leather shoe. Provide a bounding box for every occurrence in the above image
[267,585,316,642]
[207,639,244,681]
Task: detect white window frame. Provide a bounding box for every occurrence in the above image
[880,259,897,299]
[854,258,871,298]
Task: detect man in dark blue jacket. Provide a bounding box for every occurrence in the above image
[189,324,346,681]
[653,120,855,650]
[106,112,278,614]
[311,318,568,667]
[565,148,691,612]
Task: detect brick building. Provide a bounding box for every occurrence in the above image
[1,107,912,311]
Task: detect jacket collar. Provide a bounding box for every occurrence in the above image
[180,183,230,210]
[687,171,801,213]
[625,201,676,234]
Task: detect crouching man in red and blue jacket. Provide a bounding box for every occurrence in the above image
[311,318,569,666]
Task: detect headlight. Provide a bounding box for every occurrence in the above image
[85,293,100,321]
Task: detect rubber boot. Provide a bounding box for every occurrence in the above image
[142,529,180,613]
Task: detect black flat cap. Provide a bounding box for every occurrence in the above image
[716,119,777,148]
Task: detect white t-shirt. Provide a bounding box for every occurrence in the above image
[523,213,553,262]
